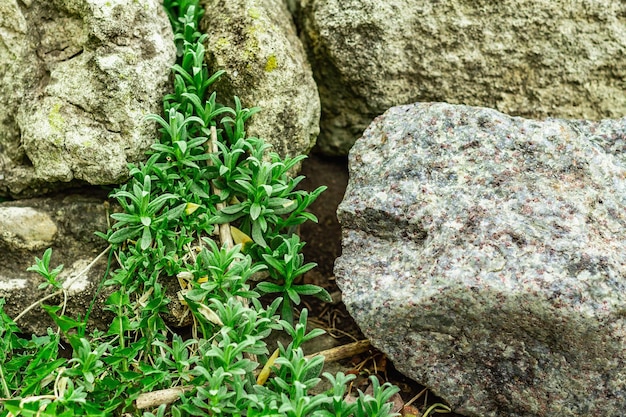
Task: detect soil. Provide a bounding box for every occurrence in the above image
[297,153,463,417]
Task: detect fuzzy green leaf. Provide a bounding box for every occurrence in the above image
[166,202,187,221]
[255,282,284,294]
[108,226,141,243]
[292,284,333,303]
[140,226,152,250]
[250,202,262,220]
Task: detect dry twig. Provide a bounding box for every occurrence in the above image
[305,339,372,363]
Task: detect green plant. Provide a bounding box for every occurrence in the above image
[256,237,331,325]
[208,144,326,248]
[27,248,64,291]
[0,1,403,416]
[108,172,185,250]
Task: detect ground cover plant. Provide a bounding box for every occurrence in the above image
[0,1,400,415]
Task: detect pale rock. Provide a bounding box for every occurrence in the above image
[0,207,58,251]
[200,0,320,159]
[0,0,175,197]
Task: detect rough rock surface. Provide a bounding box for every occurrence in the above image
[298,0,626,155]
[0,194,112,335]
[200,0,320,159]
[335,102,626,416]
[0,0,175,198]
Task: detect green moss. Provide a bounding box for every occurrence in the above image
[247,7,261,19]
[48,103,65,131]
[264,54,278,72]
[123,52,138,65]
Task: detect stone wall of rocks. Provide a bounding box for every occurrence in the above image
[3,0,624,197]
[0,0,174,334]
[1,2,625,411]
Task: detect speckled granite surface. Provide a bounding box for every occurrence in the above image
[335,102,626,417]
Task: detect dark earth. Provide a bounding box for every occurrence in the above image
[298,153,462,417]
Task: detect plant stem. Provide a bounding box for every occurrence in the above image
[135,386,194,409]
[0,364,10,399]
[13,290,63,324]
[209,125,234,249]
[14,245,112,324]
[304,339,372,363]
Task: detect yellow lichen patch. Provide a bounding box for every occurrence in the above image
[215,37,230,50]
[265,54,278,72]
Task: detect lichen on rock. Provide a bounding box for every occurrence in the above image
[0,0,175,197]
[201,0,320,160]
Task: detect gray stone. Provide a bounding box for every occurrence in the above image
[201,0,320,159]
[298,0,626,155]
[0,0,175,198]
[335,102,626,416]
[0,194,113,335]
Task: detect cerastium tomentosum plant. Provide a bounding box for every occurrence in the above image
[0,1,400,416]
